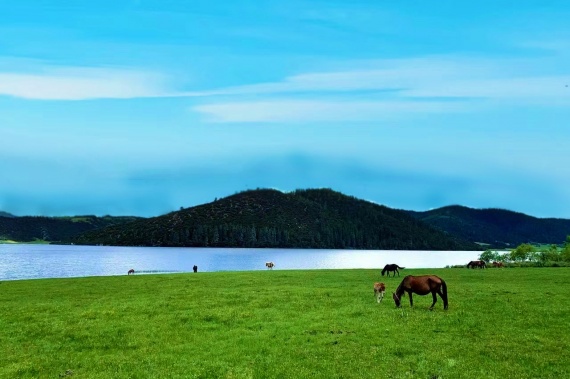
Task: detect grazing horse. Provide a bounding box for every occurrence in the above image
[193,265,198,273]
[492,261,504,268]
[127,269,135,275]
[381,264,405,277]
[393,275,448,310]
[467,260,487,269]
[373,282,386,303]
[265,262,275,270]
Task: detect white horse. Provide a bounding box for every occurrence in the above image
[265,262,275,270]
[374,282,386,303]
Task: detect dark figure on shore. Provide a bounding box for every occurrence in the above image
[381,264,405,277]
[393,275,448,310]
[467,260,486,269]
[193,265,198,273]
[127,269,135,275]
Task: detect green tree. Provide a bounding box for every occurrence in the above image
[539,244,560,262]
[561,235,570,262]
[480,249,500,262]
[510,243,535,262]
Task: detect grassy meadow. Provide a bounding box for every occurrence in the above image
[1,267,569,378]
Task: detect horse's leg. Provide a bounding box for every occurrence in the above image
[437,290,445,308]
[408,291,413,307]
[430,291,437,309]
[396,269,399,276]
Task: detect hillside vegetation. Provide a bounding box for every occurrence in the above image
[0,215,142,243]
[74,189,475,250]
[408,205,570,248]
[4,189,569,249]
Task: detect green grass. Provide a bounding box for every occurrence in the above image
[1,268,569,378]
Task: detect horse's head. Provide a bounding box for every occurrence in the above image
[392,292,401,307]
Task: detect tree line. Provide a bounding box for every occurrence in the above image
[479,235,570,266]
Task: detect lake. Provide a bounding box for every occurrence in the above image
[0,244,484,281]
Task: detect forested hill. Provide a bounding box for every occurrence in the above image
[0,215,142,243]
[73,189,476,250]
[407,205,570,248]
[0,211,15,218]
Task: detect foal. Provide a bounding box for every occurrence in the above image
[373,282,386,303]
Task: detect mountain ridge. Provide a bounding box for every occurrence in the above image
[72,188,475,250]
[3,189,569,248]
[406,205,570,247]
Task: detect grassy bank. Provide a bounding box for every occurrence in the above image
[0,239,48,244]
[1,268,569,378]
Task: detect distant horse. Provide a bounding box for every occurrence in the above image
[373,282,386,303]
[265,262,275,270]
[381,264,405,277]
[193,265,198,273]
[467,260,486,269]
[492,261,504,268]
[127,269,135,275]
[393,275,448,310]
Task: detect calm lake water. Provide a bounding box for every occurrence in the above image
[0,244,483,281]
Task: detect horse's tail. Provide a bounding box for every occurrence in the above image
[441,278,449,310]
[397,266,405,269]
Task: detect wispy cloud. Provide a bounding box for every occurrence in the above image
[193,99,467,123]
[0,65,171,100]
[188,54,570,122]
[2,53,568,116]
[185,55,568,97]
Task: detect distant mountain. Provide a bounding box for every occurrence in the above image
[0,211,16,218]
[0,215,143,243]
[407,205,570,248]
[74,188,476,250]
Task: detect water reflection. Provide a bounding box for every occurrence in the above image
[0,244,482,281]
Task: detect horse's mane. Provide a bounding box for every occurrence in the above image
[395,282,405,298]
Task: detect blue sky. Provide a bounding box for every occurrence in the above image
[1,0,569,218]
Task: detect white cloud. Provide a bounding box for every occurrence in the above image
[187,54,570,122]
[402,76,570,101]
[181,57,480,97]
[0,66,171,100]
[193,99,467,123]
[188,57,569,101]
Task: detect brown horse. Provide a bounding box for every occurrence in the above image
[373,282,386,303]
[492,261,504,268]
[381,264,405,277]
[127,269,135,275]
[393,275,448,310]
[467,260,486,269]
